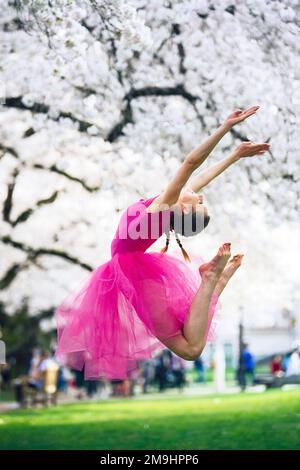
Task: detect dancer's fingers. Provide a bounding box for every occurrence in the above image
[246,105,259,112]
[252,143,270,150]
[258,144,271,150]
[241,142,265,149]
[242,106,260,118]
[246,105,260,113]
[245,110,256,117]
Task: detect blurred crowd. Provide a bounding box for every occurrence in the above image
[1,345,300,406]
[0,348,194,405]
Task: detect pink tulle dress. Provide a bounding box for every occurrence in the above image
[55,195,220,380]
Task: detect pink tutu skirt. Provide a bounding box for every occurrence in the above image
[55,251,220,380]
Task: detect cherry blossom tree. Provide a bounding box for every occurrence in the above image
[0,0,299,340]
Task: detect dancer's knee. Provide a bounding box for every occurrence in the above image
[184,344,203,361]
[158,334,204,361]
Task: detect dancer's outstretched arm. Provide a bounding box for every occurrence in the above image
[189,141,271,193]
[147,106,260,211]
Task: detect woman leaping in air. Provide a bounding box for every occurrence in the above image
[55,105,270,380]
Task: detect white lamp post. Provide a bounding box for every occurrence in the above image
[214,341,226,393]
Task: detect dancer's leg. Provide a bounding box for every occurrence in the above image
[156,243,231,360]
[182,243,231,351]
[213,254,244,297]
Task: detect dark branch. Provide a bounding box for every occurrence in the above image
[2,163,62,226]
[4,96,97,133]
[33,163,101,192]
[0,141,100,192]
[230,128,250,141]
[126,85,197,102]
[0,263,21,289]
[225,5,236,16]
[0,143,19,159]
[107,100,133,142]
[172,24,186,74]
[2,17,24,32]
[283,174,298,182]
[1,236,93,273]
[3,169,19,223]
[12,190,60,227]
[107,85,199,142]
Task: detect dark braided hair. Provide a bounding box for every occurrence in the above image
[174,232,191,262]
[160,231,170,254]
[161,207,210,262]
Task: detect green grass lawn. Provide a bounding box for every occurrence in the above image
[0,389,299,450]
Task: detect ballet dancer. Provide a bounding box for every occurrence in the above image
[55,105,270,380]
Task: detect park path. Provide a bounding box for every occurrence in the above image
[0,383,247,413]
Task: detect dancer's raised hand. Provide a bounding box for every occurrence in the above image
[224,106,260,128]
[234,142,271,158]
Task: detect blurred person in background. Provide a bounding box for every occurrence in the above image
[28,348,41,383]
[237,343,256,391]
[57,365,72,393]
[194,356,206,383]
[141,359,156,394]
[38,349,59,373]
[270,355,284,377]
[72,368,85,399]
[171,354,186,391]
[0,361,11,391]
[27,349,47,391]
[85,380,99,398]
[156,350,172,392]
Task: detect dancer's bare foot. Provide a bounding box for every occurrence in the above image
[199,243,231,285]
[214,254,244,297]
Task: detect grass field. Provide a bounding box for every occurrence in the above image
[0,388,299,450]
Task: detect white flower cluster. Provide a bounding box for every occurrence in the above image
[13,0,153,54]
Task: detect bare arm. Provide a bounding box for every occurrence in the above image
[190,142,271,193]
[155,122,230,208]
[147,106,260,212]
[189,152,239,193]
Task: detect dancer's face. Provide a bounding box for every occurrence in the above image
[176,187,207,215]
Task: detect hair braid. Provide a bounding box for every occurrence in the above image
[160,230,171,254]
[174,233,191,263]
[161,211,192,263]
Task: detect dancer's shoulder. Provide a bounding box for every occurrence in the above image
[145,194,171,213]
[126,194,170,214]
[144,194,162,213]
[124,194,160,215]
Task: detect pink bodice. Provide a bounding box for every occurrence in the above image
[111,195,171,257]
